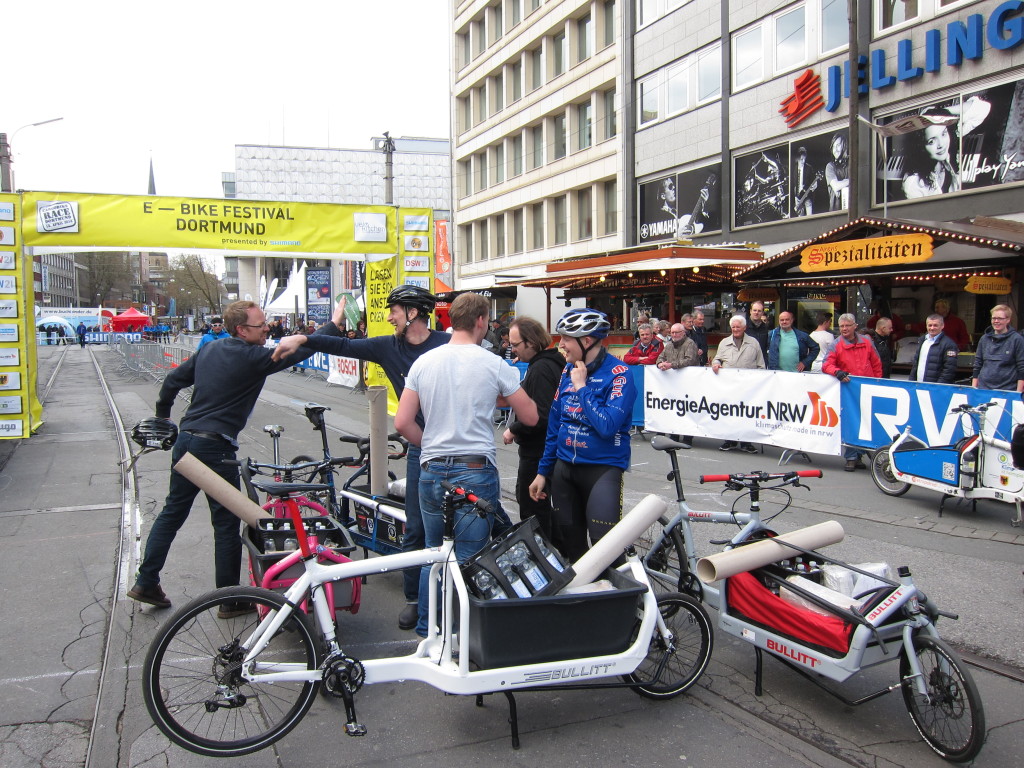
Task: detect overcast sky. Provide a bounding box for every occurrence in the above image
[5,1,452,199]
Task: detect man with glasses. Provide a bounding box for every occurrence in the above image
[127,300,338,616]
[196,316,230,350]
[972,305,1024,392]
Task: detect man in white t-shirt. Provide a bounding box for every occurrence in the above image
[395,292,538,636]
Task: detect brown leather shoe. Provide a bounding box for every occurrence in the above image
[844,460,857,472]
[127,582,171,609]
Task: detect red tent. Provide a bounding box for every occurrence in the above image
[110,307,152,332]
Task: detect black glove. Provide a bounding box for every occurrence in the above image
[834,370,849,381]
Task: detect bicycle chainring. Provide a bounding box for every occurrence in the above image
[322,655,365,698]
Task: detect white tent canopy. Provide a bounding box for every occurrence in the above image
[264,261,307,315]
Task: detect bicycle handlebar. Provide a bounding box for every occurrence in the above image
[441,480,494,515]
[699,469,822,484]
[949,401,997,414]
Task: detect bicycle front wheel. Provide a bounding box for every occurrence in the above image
[871,447,912,497]
[625,593,713,699]
[900,633,985,762]
[143,586,322,758]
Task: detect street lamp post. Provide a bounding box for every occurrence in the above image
[0,117,65,191]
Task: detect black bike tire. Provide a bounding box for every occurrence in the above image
[142,586,321,758]
[870,446,912,497]
[635,515,690,595]
[899,633,985,762]
[625,593,713,699]
[287,455,318,482]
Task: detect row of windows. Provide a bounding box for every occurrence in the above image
[456,1,616,134]
[458,88,617,198]
[638,43,721,126]
[461,180,619,262]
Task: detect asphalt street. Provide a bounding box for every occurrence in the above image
[0,344,1020,768]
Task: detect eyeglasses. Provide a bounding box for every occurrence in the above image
[992,315,1009,321]
[240,322,269,329]
[510,339,526,348]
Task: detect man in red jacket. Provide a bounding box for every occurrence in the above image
[623,323,664,365]
[823,313,882,471]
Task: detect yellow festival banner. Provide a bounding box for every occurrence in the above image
[364,257,401,412]
[800,233,933,272]
[20,191,398,254]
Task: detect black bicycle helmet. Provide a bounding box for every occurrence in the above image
[555,308,611,339]
[386,284,437,317]
[131,417,179,451]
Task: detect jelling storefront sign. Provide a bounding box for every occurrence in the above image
[800,234,933,272]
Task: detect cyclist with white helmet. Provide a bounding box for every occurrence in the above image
[273,284,449,630]
[528,308,637,561]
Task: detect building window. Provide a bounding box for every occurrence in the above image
[512,134,524,176]
[510,59,523,102]
[458,159,472,197]
[879,0,918,31]
[492,72,504,113]
[530,47,544,91]
[638,0,658,26]
[513,208,525,253]
[476,151,488,191]
[473,18,486,57]
[531,202,545,248]
[697,46,721,102]
[491,3,503,43]
[553,195,567,245]
[462,224,474,262]
[529,0,540,11]
[733,25,763,90]
[639,75,659,125]
[509,0,522,27]
[477,219,489,260]
[602,0,616,48]
[459,31,471,68]
[476,85,487,124]
[576,187,593,240]
[553,113,567,159]
[603,179,618,234]
[820,0,846,53]
[577,13,593,63]
[577,102,593,150]
[666,62,688,115]
[775,6,806,73]
[603,88,617,138]
[552,31,567,77]
[495,213,506,258]
[458,96,471,134]
[531,124,544,168]
[494,143,505,184]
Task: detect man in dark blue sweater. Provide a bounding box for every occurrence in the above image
[272,285,450,630]
[127,300,335,615]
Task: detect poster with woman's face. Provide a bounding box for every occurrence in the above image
[734,143,789,227]
[879,96,962,203]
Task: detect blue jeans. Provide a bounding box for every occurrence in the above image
[136,432,243,590]
[401,445,425,602]
[416,458,499,637]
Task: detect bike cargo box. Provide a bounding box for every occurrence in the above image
[464,567,647,670]
[354,505,405,547]
[244,516,359,611]
[462,516,574,599]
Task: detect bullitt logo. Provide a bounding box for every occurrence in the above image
[808,392,838,427]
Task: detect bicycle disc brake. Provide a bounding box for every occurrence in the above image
[323,654,367,736]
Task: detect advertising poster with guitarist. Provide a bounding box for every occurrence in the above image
[789,132,832,217]
[637,163,721,244]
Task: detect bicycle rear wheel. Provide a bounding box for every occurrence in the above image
[625,593,713,699]
[900,633,985,762]
[143,586,322,757]
[634,517,697,597]
[870,447,912,496]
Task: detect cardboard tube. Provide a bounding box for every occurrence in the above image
[367,385,389,497]
[696,521,845,584]
[174,452,271,528]
[567,494,668,588]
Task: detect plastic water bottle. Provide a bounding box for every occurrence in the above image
[533,534,566,572]
[510,542,549,592]
[496,554,531,597]
[471,570,507,600]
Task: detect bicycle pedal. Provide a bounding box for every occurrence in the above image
[345,722,367,737]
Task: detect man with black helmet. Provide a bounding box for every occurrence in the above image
[272,284,449,630]
[127,300,336,615]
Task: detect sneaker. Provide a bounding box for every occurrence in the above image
[719,441,737,452]
[739,443,758,454]
[127,583,171,609]
[217,601,256,619]
[398,603,418,631]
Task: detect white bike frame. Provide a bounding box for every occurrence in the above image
[237,536,663,696]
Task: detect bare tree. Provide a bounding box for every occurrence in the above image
[167,253,224,316]
[80,251,131,304]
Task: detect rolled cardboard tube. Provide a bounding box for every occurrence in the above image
[567,494,668,588]
[174,452,271,528]
[695,521,845,584]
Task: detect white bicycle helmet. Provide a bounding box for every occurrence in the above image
[555,308,611,339]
